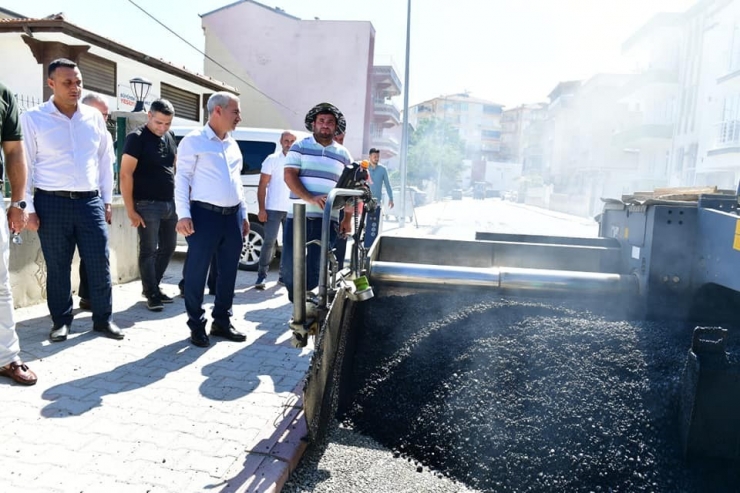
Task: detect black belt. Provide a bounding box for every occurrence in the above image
[192,200,240,215]
[36,189,99,199]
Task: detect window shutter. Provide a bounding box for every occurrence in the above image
[161,83,200,122]
[78,53,116,96]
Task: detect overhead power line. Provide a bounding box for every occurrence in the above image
[127,0,299,115]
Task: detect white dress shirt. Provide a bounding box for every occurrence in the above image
[20,96,114,214]
[260,151,291,212]
[175,124,247,220]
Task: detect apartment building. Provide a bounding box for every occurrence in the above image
[500,103,547,165]
[370,60,402,161]
[408,92,504,161]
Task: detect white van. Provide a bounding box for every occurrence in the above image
[171,126,310,271]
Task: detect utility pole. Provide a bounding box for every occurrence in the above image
[399,0,411,228]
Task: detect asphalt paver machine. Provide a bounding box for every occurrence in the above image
[290,187,740,462]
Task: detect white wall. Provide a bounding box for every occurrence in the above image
[202,2,374,157]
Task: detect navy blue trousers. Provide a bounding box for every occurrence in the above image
[282,217,337,303]
[183,204,243,333]
[34,192,112,327]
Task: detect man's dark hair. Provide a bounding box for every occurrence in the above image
[149,99,175,116]
[369,148,380,155]
[48,58,77,78]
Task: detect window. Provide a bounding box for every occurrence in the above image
[78,53,116,96]
[483,105,502,115]
[482,130,501,139]
[160,83,200,122]
[729,24,740,73]
[237,141,277,175]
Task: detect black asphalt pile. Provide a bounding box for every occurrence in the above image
[342,292,740,493]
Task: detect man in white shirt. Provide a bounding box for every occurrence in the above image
[21,58,122,342]
[254,130,296,290]
[175,92,250,348]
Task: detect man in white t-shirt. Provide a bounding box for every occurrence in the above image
[254,131,297,289]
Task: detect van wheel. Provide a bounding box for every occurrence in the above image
[239,222,266,271]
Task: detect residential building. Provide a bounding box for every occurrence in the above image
[0,13,236,123]
[200,0,376,157]
[542,80,581,183]
[520,103,548,176]
[500,103,547,165]
[370,60,402,160]
[617,13,682,190]
[693,0,740,188]
[408,92,504,161]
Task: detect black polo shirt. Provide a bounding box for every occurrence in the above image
[123,125,176,201]
[0,83,22,178]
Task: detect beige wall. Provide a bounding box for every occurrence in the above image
[9,198,139,308]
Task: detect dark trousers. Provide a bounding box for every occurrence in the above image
[34,192,112,327]
[180,254,218,294]
[364,206,382,248]
[136,200,178,296]
[282,217,337,303]
[183,203,242,333]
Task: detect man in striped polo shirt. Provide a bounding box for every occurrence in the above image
[283,103,353,302]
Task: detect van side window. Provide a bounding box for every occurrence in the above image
[173,136,276,176]
[237,141,277,175]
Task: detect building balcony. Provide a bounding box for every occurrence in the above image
[612,123,673,147]
[707,120,740,156]
[373,100,401,126]
[620,69,678,97]
[371,135,400,157]
[373,64,402,97]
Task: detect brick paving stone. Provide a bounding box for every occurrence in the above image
[0,255,312,493]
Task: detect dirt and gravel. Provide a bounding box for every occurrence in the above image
[286,292,740,492]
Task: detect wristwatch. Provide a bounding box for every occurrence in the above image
[10,200,27,210]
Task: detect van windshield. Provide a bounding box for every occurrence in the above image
[238,141,277,175]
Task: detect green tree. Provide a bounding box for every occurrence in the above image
[406,117,465,197]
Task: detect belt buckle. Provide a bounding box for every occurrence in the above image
[69,191,80,199]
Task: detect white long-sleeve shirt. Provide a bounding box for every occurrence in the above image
[20,96,114,214]
[174,124,247,220]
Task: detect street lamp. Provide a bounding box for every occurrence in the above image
[129,77,152,112]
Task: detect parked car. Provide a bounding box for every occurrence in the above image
[451,189,463,200]
[172,126,310,271]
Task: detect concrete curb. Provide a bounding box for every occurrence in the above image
[223,382,309,493]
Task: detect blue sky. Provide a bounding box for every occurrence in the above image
[3,0,697,107]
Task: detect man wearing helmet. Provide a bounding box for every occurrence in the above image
[283,103,353,302]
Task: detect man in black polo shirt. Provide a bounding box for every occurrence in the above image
[120,99,178,311]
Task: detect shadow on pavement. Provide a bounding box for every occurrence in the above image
[40,339,208,418]
[198,305,301,402]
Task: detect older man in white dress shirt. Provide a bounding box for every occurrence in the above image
[21,58,122,342]
[175,92,249,348]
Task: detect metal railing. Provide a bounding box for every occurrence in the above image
[715,120,740,148]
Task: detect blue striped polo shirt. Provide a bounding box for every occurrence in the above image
[284,135,352,220]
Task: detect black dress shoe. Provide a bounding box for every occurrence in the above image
[93,322,125,340]
[50,323,70,342]
[190,331,210,348]
[210,321,247,342]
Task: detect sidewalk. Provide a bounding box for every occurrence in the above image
[1,254,312,493]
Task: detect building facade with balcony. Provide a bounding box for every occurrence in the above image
[201,0,375,158]
[500,103,547,165]
[408,92,504,161]
[693,0,740,188]
[370,62,402,160]
[616,12,682,190]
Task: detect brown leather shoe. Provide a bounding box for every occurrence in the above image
[0,361,38,385]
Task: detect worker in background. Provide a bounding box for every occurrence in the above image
[254,130,296,290]
[365,148,393,248]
